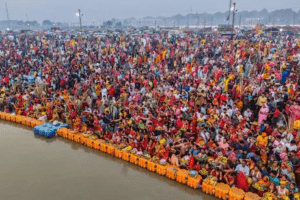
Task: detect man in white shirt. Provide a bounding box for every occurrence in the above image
[286,141,298,152]
[235,160,250,176]
[243,108,252,118]
[101,87,107,100]
[197,112,207,121]
[226,106,233,118]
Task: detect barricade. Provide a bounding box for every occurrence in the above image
[244,192,261,200]
[74,133,84,143]
[187,176,202,189]
[6,113,11,121]
[114,149,122,158]
[130,154,139,164]
[68,131,77,141]
[62,129,69,138]
[214,183,230,199]
[93,140,102,150]
[122,151,131,161]
[156,164,167,176]
[10,115,16,122]
[80,135,88,144]
[106,145,115,156]
[138,158,148,168]
[228,188,245,200]
[166,166,177,180]
[176,170,189,184]
[87,138,95,148]
[202,181,216,195]
[100,143,108,152]
[147,161,157,172]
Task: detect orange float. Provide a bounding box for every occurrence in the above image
[122,151,131,161]
[21,117,27,125]
[3,113,8,120]
[244,192,261,200]
[138,158,148,168]
[166,166,177,180]
[86,138,95,147]
[156,164,167,175]
[114,149,122,158]
[26,118,33,126]
[68,131,76,141]
[30,120,38,127]
[93,140,102,150]
[214,183,230,199]
[202,181,216,195]
[37,120,45,126]
[147,161,157,172]
[10,115,16,122]
[100,143,108,152]
[228,187,245,200]
[106,145,115,156]
[74,133,83,143]
[57,128,66,137]
[5,113,11,121]
[62,129,69,138]
[176,170,189,184]
[79,135,88,144]
[15,115,22,123]
[130,154,139,164]
[187,176,202,189]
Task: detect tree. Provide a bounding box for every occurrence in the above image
[42,20,52,26]
[32,20,40,26]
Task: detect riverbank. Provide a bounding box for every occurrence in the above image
[0,120,216,200]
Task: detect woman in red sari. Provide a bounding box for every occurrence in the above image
[146,139,155,156]
[236,172,249,192]
[141,135,149,151]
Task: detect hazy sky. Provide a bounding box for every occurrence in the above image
[0,0,299,24]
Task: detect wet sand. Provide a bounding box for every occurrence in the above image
[0,120,216,200]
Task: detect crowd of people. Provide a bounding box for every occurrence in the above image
[1,29,300,198]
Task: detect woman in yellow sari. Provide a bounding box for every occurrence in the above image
[257,132,268,147]
[256,176,270,196]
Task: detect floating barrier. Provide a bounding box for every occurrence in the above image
[147,161,157,172]
[215,183,230,199]
[244,192,261,200]
[0,112,264,199]
[114,149,122,158]
[138,157,148,168]
[176,170,189,184]
[93,140,102,150]
[203,181,216,195]
[0,112,45,128]
[122,151,131,162]
[33,123,69,138]
[228,188,245,200]
[106,145,114,155]
[187,175,202,189]
[156,164,168,176]
[166,166,177,180]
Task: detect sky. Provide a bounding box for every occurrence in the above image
[0,0,299,24]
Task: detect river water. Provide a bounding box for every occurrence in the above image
[0,121,216,200]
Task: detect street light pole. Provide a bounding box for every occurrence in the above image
[77,9,83,33]
[231,3,236,39]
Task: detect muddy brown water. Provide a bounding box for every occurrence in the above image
[0,120,217,200]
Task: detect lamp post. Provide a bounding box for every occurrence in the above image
[76,9,83,33]
[231,3,237,39]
